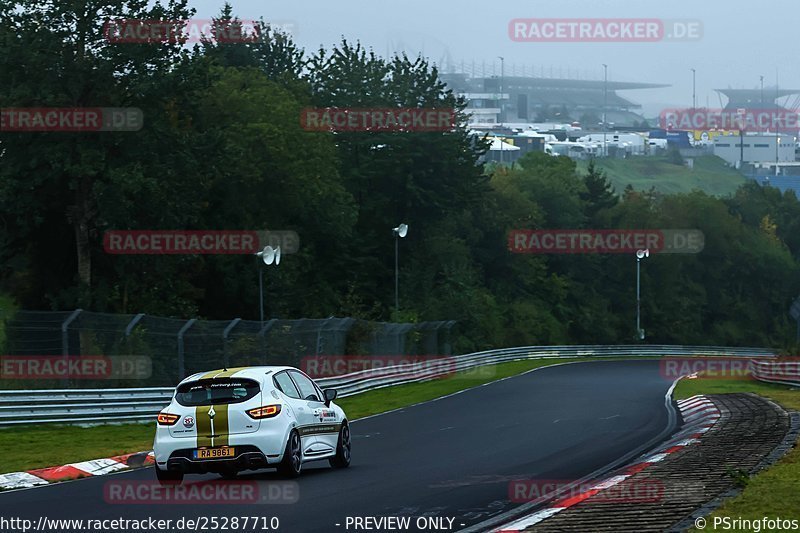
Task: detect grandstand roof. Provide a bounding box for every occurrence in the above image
[716,88,800,110]
[484,77,668,92]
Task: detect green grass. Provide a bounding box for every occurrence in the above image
[675,377,800,531]
[576,155,747,197]
[1,422,157,473]
[1,357,588,473]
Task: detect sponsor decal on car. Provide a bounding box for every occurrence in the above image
[297,423,341,436]
[317,410,337,422]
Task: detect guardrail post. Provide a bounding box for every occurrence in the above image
[61,309,82,386]
[316,317,335,356]
[61,309,83,356]
[443,321,456,355]
[222,318,241,369]
[125,313,145,337]
[177,319,196,380]
[258,319,278,364]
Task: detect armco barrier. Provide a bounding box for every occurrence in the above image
[750,359,800,387]
[0,345,775,427]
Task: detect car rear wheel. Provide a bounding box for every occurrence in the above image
[277,430,302,477]
[155,465,183,486]
[329,422,351,468]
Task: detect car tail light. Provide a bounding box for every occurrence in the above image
[246,405,282,419]
[157,412,180,425]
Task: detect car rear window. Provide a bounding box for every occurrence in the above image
[175,377,260,406]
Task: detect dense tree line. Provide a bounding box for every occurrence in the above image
[1,1,799,351]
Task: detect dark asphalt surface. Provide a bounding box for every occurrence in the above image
[0,360,678,533]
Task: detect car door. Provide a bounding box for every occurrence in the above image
[288,370,341,455]
[309,377,341,452]
[273,370,319,456]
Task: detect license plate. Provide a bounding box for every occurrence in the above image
[193,447,235,459]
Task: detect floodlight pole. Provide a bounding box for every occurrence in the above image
[636,255,641,337]
[499,56,505,166]
[498,55,505,125]
[259,264,264,325]
[636,250,648,340]
[255,246,281,326]
[394,234,399,312]
[602,64,608,158]
[776,72,780,176]
[392,224,408,314]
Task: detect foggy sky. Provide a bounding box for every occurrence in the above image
[187,0,800,116]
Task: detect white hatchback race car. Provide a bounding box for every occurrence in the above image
[153,366,350,484]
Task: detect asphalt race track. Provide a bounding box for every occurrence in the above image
[0,360,679,532]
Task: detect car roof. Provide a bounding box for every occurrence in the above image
[179,365,299,385]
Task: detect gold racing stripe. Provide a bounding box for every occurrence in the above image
[195,404,212,448]
[198,367,249,380]
[192,368,244,448]
[195,403,231,448]
[215,404,230,447]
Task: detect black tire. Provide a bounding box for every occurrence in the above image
[155,465,184,486]
[277,430,302,477]
[329,421,351,469]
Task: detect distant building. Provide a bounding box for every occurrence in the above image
[441,73,667,128]
[715,88,800,134]
[713,133,796,165]
[716,88,800,112]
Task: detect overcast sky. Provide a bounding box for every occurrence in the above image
[187,0,800,116]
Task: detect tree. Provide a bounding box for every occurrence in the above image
[580,161,618,221]
[0,0,195,307]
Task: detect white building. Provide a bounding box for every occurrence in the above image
[460,92,508,126]
[713,133,797,165]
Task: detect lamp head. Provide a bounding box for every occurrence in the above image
[393,224,408,238]
[259,245,282,265]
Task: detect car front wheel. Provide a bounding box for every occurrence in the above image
[277,430,302,477]
[329,422,351,468]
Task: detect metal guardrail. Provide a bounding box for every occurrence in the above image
[751,359,800,387]
[0,345,775,427]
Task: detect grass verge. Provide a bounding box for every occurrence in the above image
[0,357,588,473]
[576,155,747,197]
[675,378,800,531]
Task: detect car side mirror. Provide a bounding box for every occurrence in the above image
[324,388,337,406]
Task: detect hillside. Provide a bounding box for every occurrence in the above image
[576,155,748,197]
